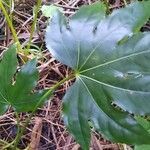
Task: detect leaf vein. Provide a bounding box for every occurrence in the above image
[80,49,150,73]
[80,75,150,94]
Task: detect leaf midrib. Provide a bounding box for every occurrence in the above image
[79,49,150,73]
[80,74,150,94]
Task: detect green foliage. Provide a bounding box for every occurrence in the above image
[134,117,150,150]
[46,1,150,149]
[135,116,150,132]
[1,0,150,149]
[134,145,150,150]
[0,45,47,114]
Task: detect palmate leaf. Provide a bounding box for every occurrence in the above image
[46,1,150,150]
[0,45,48,114]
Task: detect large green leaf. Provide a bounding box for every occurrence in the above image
[134,117,150,150]
[135,145,150,150]
[0,45,48,114]
[46,1,150,149]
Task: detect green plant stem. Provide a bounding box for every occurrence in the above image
[1,140,16,150]
[13,74,75,149]
[2,141,15,149]
[26,0,42,53]
[0,139,19,150]
[0,139,8,145]
[0,0,22,52]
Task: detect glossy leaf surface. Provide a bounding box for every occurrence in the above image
[46,1,150,149]
[135,145,150,150]
[134,117,150,150]
[0,45,47,114]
